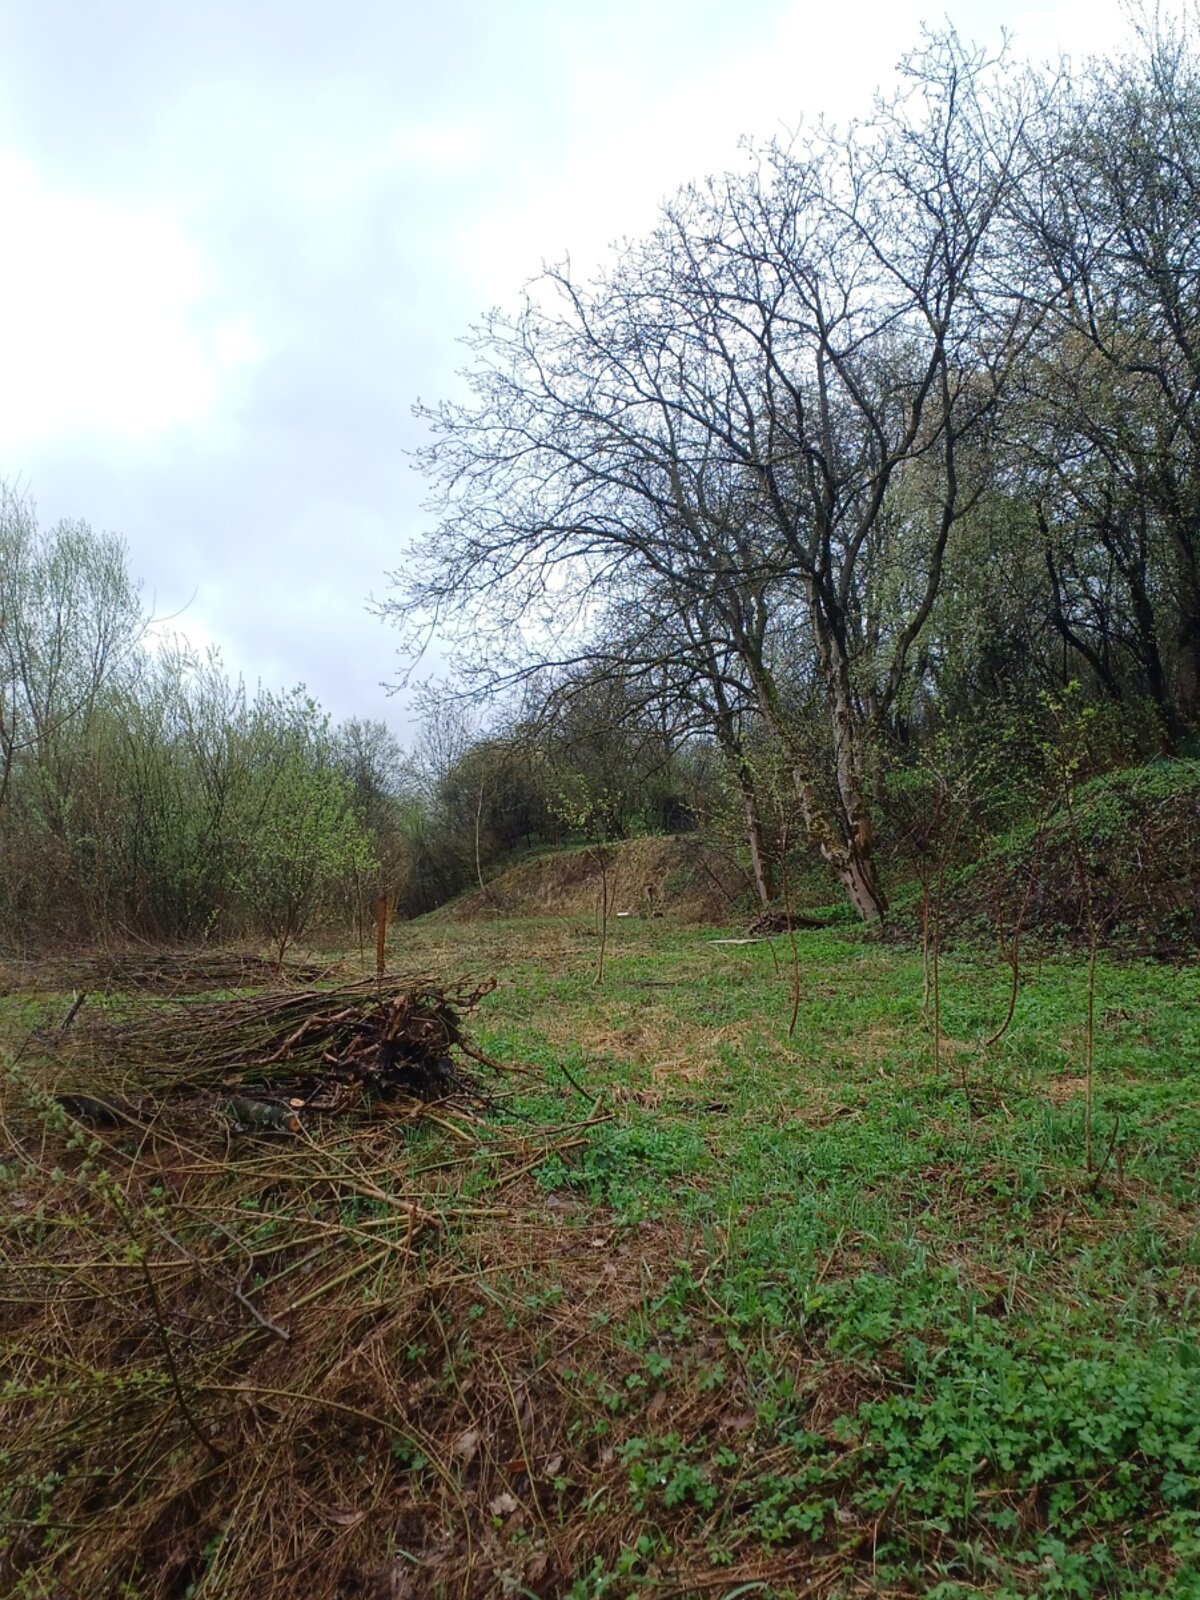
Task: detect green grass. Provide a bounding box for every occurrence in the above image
[395,914,1200,1595]
[2,918,1198,1597]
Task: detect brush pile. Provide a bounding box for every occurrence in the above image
[0,966,624,1600]
[45,976,498,1131]
[0,947,338,996]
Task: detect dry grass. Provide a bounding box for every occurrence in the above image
[0,948,343,998]
[1044,1073,1093,1105]
[440,837,751,926]
[538,1005,747,1079]
[0,963,874,1600]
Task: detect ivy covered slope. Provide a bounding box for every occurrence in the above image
[938,760,1200,955]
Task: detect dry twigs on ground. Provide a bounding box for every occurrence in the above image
[1,970,641,1600]
[41,977,500,1130]
[0,947,341,998]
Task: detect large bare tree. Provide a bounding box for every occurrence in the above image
[388,36,1029,920]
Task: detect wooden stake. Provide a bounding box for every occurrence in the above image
[375,894,388,980]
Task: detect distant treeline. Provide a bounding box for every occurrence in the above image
[1,480,1192,955]
[0,489,717,950]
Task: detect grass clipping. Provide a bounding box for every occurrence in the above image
[0,975,617,1600]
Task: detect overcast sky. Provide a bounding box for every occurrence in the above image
[0,0,1140,739]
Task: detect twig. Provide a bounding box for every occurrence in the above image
[1089,1113,1121,1193]
[60,991,88,1034]
[591,845,611,986]
[183,1219,292,1342]
[109,1198,226,1468]
[982,815,1048,1049]
[555,1057,598,1105]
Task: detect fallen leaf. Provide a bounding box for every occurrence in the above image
[646,1389,667,1419]
[488,1491,519,1516]
[543,1454,564,1478]
[452,1426,480,1463]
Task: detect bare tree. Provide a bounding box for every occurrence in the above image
[1014,11,1200,741]
[387,34,1029,920]
[519,587,778,902]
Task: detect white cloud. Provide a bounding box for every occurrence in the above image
[458,0,1143,306]
[383,121,489,175]
[0,152,259,450]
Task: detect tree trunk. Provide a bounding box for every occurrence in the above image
[708,697,775,908]
[791,766,888,922]
[817,625,889,923]
[1177,582,1200,731]
[746,658,887,924]
[735,760,774,907]
[838,833,889,923]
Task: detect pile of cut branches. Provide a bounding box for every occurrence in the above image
[42,976,500,1133]
[0,1024,617,1600]
[0,947,338,997]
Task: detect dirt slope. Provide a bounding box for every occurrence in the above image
[436,835,753,924]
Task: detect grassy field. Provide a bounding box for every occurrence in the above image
[2,917,1198,1598]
